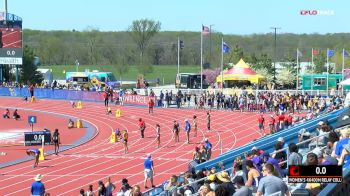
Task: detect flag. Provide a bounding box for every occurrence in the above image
[327,49,335,57]
[297,49,302,57]
[202,25,210,36]
[222,42,230,53]
[312,48,319,56]
[344,50,349,57]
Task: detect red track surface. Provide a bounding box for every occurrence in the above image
[0,97,263,195]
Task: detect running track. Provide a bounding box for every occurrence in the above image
[0,97,263,195]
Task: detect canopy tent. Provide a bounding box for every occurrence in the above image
[339,78,350,85]
[216,59,264,84]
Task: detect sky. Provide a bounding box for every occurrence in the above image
[1,0,349,35]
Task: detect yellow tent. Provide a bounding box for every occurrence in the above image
[216,59,264,84]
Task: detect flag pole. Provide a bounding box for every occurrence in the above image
[327,48,329,96]
[200,26,203,91]
[221,37,224,89]
[177,36,180,74]
[296,48,299,92]
[343,48,345,81]
[311,48,314,93]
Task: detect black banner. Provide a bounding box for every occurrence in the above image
[288,165,343,183]
[24,131,51,146]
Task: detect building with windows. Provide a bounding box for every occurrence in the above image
[300,74,343,90]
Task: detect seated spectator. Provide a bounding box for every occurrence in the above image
[313,147,338,166]
[233,176,252,196]
[298,128,311,148]
[338,140,350,168]
[13,109,20,120]
[197,184,211,196]
[3,108,10,119]
[68,119,74,129]
[256,163,289,196]
[231,161,247,183]
[332,128,350,159]
[217,171,235,196]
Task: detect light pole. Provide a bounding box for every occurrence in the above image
[271,27,281,86]
[209,24,214,66]
[75,60,79,72]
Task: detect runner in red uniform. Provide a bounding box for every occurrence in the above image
[257,113,265,136]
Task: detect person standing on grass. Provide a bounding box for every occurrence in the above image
[156,124,161,148]
[105,177,116,196]
[173,120,180,143]
[185,119,191,144]
[139,118,146,138]
[26,149,40,168]
[206,111,211,131]
[122,130,129,154]
[31,174,45,196]
[52,129,60,155]
[144,153,155,189]
[193,115,198,137]
[257,113,265,136]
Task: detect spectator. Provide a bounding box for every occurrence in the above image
[217,171,235,196]
[31,174,45,196]
[104,177,116,196]
[98,180,106,196]
[3,108,10,119]
[86,185,95,196]
[120,178,132,193]
[79,189,85,196]
[245,160,261,188]
[288,143,303,165]
[313,147,338,166]
[131,185,142,196]
[214,184,229,196]
[338,140,350,168]
[231,161,247,183]
[332,129,350,159]
[144,153,155,189]
[232,176,252,196]
[256,163,290,196]
[13,109,20,120]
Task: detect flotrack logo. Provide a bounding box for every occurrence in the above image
[300,10,334,16]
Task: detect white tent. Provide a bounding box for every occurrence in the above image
[339,78,350,85]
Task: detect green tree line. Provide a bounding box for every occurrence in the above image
[24,29,350,69]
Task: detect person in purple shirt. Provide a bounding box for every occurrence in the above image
[31,174,45,196]
[26,149,40,168]
[204,138,212,160]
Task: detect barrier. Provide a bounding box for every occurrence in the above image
[0,87,158,107]
[76,119,83,128]
[39,148,45,161]
[123,94,156,106]
[76,101,83,109]
[110,132,117,143]
[195,107,348,171]
[115,109,121,118]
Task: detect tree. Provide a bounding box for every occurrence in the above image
[128,19,161,66]
[276,68,296,88]
[314,53,328,73]
[20,46,43,85]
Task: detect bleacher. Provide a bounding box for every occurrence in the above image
[195,107,347,171]
[144,106,350,196]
